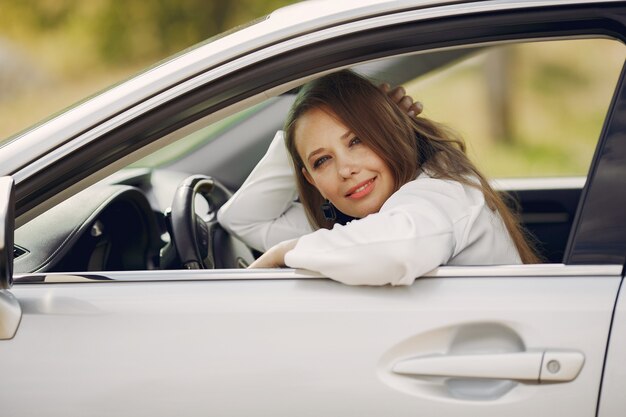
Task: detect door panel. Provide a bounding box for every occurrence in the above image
[0,272,619,417]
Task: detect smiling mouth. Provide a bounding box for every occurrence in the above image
[346,178,376,199]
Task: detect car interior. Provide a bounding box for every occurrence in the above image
[12,37,625,275]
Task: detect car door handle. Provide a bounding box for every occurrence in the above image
[392,350,584,383]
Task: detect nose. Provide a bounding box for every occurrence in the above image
[337,155,359,179]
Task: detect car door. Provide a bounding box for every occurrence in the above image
[0,266,620,417]
[2,2,626,416]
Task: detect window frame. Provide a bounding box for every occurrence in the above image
[10,2,626,271]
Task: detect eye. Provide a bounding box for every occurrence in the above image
[349,137,362,146]
[313,155,330,169]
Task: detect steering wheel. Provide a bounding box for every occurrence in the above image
[169,175,234,269]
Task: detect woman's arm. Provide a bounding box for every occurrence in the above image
[217,131,312,252]
[283,190,458,286]
[253,177,519,286]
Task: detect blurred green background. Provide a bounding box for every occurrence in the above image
[0,0,296,140]
[405,39,625,178]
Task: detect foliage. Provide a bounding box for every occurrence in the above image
[0,0,295,73]
[406,39,624,178]
[0,0,296,139]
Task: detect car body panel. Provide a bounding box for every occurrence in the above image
[0,268,621,416]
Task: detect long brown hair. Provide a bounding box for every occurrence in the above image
[284,70,539,263]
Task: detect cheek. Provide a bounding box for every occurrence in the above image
[373,156,396,192]
[310,174,331,196]
[384,167,397,193]
[309,172,339,200]
[366,152,392,176]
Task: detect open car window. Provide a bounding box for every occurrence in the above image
[12,36,626,275]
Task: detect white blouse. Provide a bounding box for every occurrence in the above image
[218,131,521,286]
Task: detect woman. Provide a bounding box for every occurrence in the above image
[218,70,538,285]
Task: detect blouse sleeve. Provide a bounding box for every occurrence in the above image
[217,131,313,252]
[283,177,486,286]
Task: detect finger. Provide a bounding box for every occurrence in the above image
[378,83,391,93]
[389,86,406,104]
[399,95,414,111]
[248,255,270,269]
[248,259,261,268]
[410,101,424,116]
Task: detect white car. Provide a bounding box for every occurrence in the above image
[1,0,626,415]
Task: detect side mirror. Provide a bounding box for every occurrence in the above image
[0,176,15,289]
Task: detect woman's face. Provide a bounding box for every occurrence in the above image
[295,107,395,218]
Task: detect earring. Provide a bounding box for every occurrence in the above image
[321,199,337,222]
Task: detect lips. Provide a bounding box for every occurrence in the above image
[345,177,376,199]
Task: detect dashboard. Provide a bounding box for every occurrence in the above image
[14,180,164,273]
[14,168,255,274]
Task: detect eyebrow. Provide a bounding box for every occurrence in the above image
[306,148,324,162]
[305,129,353,162]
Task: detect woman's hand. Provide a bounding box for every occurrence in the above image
[248,238,298,269]
[379,83,423,117]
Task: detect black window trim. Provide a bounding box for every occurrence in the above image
[563,58,626,265]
